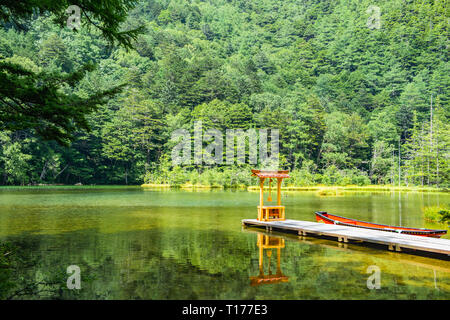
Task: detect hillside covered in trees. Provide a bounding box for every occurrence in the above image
[0,0,448,187]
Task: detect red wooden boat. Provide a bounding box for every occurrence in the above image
[315,211,447,238]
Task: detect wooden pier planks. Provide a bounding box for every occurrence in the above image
[242,219,450,256]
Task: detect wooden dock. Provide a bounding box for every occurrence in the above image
[242,219,450,257]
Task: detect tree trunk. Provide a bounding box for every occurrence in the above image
[428,95,432,186]
[54,164,69,180]
[40,161,48,181]
[435,114,439,188]
[398,138,401,187]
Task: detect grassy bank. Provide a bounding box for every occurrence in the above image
[141,183,448,193]
[2,184,446,193]
[423,205,450,223]
[246,185,448,194]
[141,183,247,190]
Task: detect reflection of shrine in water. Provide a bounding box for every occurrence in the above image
[250,234,289,286]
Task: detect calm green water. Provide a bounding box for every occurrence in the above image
[0,187,449,299]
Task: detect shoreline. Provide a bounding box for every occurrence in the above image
[0,184,447,193]
[141,184,448,193]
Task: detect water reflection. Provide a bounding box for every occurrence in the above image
[250,234,289,286]
[1,189,449,299]
[245,227,450,297]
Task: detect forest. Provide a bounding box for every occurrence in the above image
[0,0,448,188]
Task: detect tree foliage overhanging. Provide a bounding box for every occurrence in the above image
[0,0,448,187]
[0,0,143,145]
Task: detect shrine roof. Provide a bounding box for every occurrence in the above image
[251,169,290,178]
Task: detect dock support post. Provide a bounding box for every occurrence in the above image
[388,244,402,252]
[338,236,348,243]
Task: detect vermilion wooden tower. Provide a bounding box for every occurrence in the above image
[251,169,289,221]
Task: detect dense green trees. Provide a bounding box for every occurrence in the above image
[0,0,448,187]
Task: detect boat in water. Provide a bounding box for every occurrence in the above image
[315,211,447,238]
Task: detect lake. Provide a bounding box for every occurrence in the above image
[0,187,449,299]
